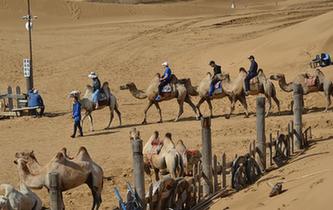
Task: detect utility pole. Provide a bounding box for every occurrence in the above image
[22,0,37,92]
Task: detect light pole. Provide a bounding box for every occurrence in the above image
[22,0,37,92]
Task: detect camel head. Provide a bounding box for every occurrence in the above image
[68,90,81,99]
[14,151,39,165]
[120,82,136,90]
[269,73,285,81]
[129,128,140,140]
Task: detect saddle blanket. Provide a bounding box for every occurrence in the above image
[213,81,223,94]
[305,76,317,87]
[250,77,259,85]
[161,84,172,93]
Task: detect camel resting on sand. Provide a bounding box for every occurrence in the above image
[69,81,121,131]
[136,129,184,181]
[270,68,333,112]
[120,74,199,124]
[0,183,42,210]
[14,147,104,210]
[221,68,280,118]
[175,140,201,176]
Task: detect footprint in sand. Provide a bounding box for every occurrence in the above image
[310,178,324,188]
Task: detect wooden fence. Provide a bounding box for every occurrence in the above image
[0,85,27,116]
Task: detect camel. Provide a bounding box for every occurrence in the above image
[195,72,246,118]
[175,140,201,176]
[0,183,42,210]
[14,147,103,210]
[120,74,199,124]
[133,129,184,181]
[69,81,121,131]
[270,69,333,112]
[221,68,280,118]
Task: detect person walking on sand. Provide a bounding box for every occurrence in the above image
[71,96,83,138]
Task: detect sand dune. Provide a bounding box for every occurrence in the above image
[0,0,333,209]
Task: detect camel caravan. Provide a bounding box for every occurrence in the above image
[2,56,333,209]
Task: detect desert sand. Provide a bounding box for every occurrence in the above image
[1,0,333,209]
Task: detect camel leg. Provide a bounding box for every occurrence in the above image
[175,99,184,122]
[226,95,236,119]
[114,104,122,126]
[196,97,206,118]
[272,95,281,115]
[154,102,163,123]
[105,107,114,130]
[324,92,331,112]
[142,101,154,124]
[154,168,160,181]
[265,95,272,117]
[88,114,94,132]
[238,95,249,118]
[206,99,213,118]
[81,111,90,131]
[184,96,200,120]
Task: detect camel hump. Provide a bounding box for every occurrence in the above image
[239,67,247,73]
[258,69,264,74]
[55,152,65,162]
[102,81,109,87]
[176,139,185,146]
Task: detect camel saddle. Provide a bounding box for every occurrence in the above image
[146,138,164,164]
[304,75,318,87]
[97,91,110,105]
[249,76,261,91]
[161,83,172,93]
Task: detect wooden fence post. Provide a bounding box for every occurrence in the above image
[16,86,21,108]
[7,86,13,111]
[201,117,213,197]
[269,133,273,166]
[213,155,218,193]
[222,153,226,188]
[49,172,61,210]
[131,130,145,209]
[256,96,266,171]
[293,84,303,150]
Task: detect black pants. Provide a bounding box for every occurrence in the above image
[73,120,83,137]
[159,80,169,94]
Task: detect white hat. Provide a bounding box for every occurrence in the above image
[88,72,98,79]
[33,89,38,94]
[162,62,168,67]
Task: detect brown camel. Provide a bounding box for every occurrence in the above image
[120,74,199,124]
[14,147,103,210]
[270,69,333,112]
[175,140,201,176]
[221,68,280,118]
[69,81,121,131]
[138,130,184,181]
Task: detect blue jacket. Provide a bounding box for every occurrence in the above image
[72,102,81,122]
[28,91,44,107]
[248,60,258,74]
[162,67,172,82]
